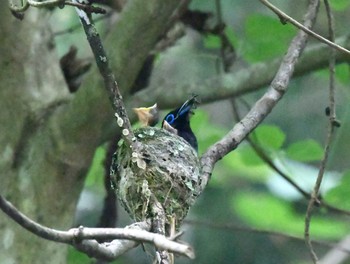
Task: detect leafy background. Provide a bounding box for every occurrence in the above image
[49,0,350,263]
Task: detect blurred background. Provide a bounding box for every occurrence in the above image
[4,0,350,263]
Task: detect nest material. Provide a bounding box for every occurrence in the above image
[110,127,201,229]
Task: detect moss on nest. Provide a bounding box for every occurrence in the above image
[110,127,201,229]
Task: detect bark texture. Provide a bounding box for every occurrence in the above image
[0,1,180,263]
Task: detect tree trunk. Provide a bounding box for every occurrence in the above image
[0,1,181,263]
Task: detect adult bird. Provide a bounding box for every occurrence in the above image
[162,96,198,152]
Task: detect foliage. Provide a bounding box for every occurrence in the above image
[232,191,349,240]
[4,0,350,263]
[286,139,324,162]
[325,171,350,210]
[84,145,106,188]
[242,14,296,62]
[81,105,350,263]
[329,0,350,11]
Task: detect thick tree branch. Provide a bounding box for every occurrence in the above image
[0,195,195,260]
[198,0,320,189]
[131,36,350,111]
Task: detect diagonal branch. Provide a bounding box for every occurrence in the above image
[72,0,136,148]
[198,0,320,189]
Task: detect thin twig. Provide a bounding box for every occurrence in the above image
[305,1,338,263]
[323,0,337,125]
[259,0,350,56]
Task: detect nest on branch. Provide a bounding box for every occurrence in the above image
[110,127,201,232]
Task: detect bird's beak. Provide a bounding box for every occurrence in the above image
[133,103,159,127]
[162,120,178,135]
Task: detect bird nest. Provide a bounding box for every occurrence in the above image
[110,127,201,229]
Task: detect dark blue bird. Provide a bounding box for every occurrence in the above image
[162,96,198,151]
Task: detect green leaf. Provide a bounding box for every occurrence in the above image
[203,27,238,50]
[68,247,124,264]
[334,63,350,84]
[67,248,93,264]
[191,110,226,154]
[221,146,270,182]
[251,124,286,150]
[232,191,349,239]
[315,63,350,85]
[329,0,350,11]
[239,144,265,166]
[286,139,323,162]
[85,145,107,187]
[203,34,221,49]
[243,14,296,62]
[325,171,350,210]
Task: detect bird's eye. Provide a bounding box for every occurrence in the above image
[165,114,175,124]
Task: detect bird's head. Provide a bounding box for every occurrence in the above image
[162,95,198,131]
[133,103,159,127]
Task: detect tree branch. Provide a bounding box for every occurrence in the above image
[151,199,173,264]
[305,1,338,262]
[319,234,350,264]
[9,0,106,14]
[0,195,195,260]
[131,36,350,111]
[198,0,320,189]
[72,0,137,150]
